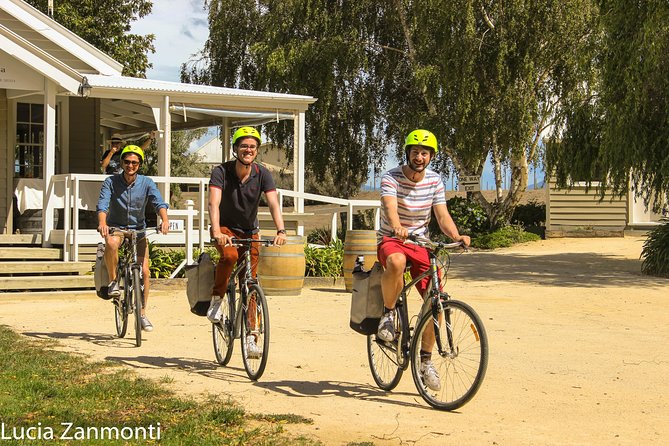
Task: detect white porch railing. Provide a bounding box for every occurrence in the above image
[42,173,381,263]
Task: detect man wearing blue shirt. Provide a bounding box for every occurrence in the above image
[97,145,169,332]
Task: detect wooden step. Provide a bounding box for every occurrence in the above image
[0,247,63,260]
[0,275,93,291]
[0,234,42,245]
[0,261,93,275]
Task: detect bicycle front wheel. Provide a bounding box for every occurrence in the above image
[240,284,269,381]
[114,280,128,338]
[132,269,143,347]
[213,291,236,366]
[410,299,488,411]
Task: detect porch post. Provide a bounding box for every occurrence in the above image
[158,95,171,201]
[222,118,230,162]
[42,79,57,247]
[294,111,305,236]
[149,96,171,202]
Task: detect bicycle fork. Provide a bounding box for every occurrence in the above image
[432,294,457,359]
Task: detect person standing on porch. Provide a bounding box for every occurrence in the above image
[101,130,157,174]
[207,126,287,357]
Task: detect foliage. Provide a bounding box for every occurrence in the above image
[307,227,344,245]
[185,0,598,227]
[547,0,669,211]
[444,197,490,236]
[305,239,343,278]
[0,325,317,445]
[148,243,185,278]
[641,219,669,278]
[471,226,540,250]
[143,129,210,207]
[511,200,546,227]
[25,0,155,77]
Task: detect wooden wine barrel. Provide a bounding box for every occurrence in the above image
[258,235,306,296]
[343,230,379,292]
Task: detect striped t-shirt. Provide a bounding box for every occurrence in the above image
[377,166,446,241]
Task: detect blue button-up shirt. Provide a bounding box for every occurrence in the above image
[97,174,168,229]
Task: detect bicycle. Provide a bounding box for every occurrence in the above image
[366,235,489,410]
[109,227,146,347]
[211,238,273,381]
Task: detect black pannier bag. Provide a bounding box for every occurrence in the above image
[185,252,216,316]
[94,242,111,300]
[350,260,384,335]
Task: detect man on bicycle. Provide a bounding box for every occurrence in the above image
[376,129,470,391]
[207,126,287,357]
[97,145,169,332]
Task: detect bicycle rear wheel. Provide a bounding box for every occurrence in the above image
[241,284,269,380]
[114,274,128,338]
[367,334,404,391]
[410,299,488,411]
[213,291,236,366]
[132,268,143,347]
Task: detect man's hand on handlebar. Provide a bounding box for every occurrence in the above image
[391,226,409,241]
[97,224,110,238]
[273,232,287,246]
[159,219,169,235]
[213,233,233,247]
[455,234,471,247]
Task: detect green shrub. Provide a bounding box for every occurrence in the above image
[432,196,489,236]
[512,199,546,227]
[305,239,343,277]
[148,243,186,278]
[472,225,540,249]
[307,226,345,245]
[641,218,669,278]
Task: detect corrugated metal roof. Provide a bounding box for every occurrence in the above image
[86,74,316,103]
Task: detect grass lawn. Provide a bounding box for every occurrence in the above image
[0,325,318,445]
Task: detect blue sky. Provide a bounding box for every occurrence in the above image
[130,0,209,82]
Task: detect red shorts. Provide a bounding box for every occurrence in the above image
[377,236,432,296]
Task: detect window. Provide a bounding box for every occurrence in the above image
[14,103,59,178]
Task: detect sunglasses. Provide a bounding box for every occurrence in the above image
[123,160,140,166]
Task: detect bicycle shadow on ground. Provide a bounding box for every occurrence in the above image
[21,331,137,349]
[254,379,434,411]
[447,251,664,288]
[103,354,254,383]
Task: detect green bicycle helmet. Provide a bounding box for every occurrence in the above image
[120,145,145,163]
[232,126,261,146]
[404,129,438,153]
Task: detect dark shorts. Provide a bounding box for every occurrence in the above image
[377,236,432,296]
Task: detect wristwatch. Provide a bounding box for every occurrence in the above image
[277,229,286,235]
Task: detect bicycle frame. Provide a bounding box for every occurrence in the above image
[396,239,461,360]
[224,238,272,339]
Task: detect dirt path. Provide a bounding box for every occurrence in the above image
[1,236,667,445]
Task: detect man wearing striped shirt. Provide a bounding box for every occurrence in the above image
[376,129,471,391]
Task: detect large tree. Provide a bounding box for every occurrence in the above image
[185,0,597,227]
[547,0,669,211]
[25,0,155,77]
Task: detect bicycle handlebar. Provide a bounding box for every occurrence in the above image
[405,233,466,251]
[209,237,274,247]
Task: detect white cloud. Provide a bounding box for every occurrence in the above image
[131,0,209,82]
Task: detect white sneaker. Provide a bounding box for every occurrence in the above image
[377,311,396,342]
[207,298,222,323]
[245,335,262,359]
[140,316,154,332]
[420,360,441,391]
[107,280,120,298]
